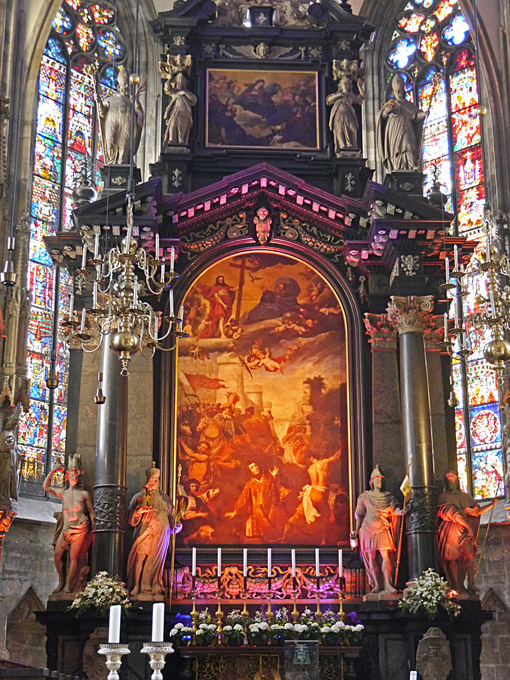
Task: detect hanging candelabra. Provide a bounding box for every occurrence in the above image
[444,212,510,378]
[62,194,187,376]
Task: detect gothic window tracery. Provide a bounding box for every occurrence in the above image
[19,0,125,493]
[387,0,504,499]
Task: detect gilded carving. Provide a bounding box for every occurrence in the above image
[277,213,345,262]
[387,296,435,335]
[180,213,249,258]
[363,313,397,350]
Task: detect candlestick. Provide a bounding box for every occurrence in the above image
[192,547,196,576]
[98,643,130,680]
[141,642,174,680]
[108,605,121,644]
[191,591,198,640]
[152,603,165,642]
[81,244,87,270]
[169,289,174,317]
[243,548,248,577]
[170,246,175,273]
[292,589,299,623]
[338,549,343,578]
[124,223,132,254]
[291,549,296,578]
[316,577,322,618]
[315,548,320,577]
[216,594,223,645]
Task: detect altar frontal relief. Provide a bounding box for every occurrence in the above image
[177,253,349,546]
[206,69,319,150]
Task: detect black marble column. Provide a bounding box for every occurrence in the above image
[91,338,128,576]
[388,296,438,581]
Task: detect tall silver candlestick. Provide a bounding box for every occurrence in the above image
[141,642,174,680]
[98,643,130,680]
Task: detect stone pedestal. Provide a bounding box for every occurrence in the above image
[383,171,424,197]
[99,165,142,196]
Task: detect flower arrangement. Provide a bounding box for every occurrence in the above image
[399,568,462,619]
[169,622,194,646]
[223,610,247,646]
[174,606,364,647]
[195,608,218,646]
[68,571,131,616]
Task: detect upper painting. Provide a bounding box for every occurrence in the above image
[206,69,319,150]
[176,252,350,547]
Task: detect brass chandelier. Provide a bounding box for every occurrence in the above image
[63,193,187,376]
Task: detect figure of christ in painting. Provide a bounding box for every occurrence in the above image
[198,275,236,339]
[225,462,290,542]
[283,448,341,543]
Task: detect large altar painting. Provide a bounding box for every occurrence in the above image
[206,69,319,150]
[176,253,350,546]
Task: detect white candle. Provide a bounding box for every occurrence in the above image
[94,233,99,259]
[152,602,165,642]
[192,547,196,576]
[80,307,86,333]
[338,549,343,578]
[454,299,459,328]
[179,305,184,331]
[267,548,272,578]
[81,244,87,270]
[161,261,165,281]
[454,244,459,270]
[315,548,320,577]
[155,233,160,259]
[445,256,450,283]
[92,281,98,309]
[410,672,418,680]
[243,548,248,577]
[108,604,121,644]
[291,549,296,578]
[124,223,132,254]
[69,294,74,319]
[170,246,175,272]
[169,289,174,317]
[217,547,221,578]
[443,312,448,342]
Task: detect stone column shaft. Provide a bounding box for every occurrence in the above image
[388,296,438,581]
[91,339,128,576]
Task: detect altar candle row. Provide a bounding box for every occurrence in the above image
[108,602,164,644]
[190,547,344,579]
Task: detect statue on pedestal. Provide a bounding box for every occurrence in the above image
[127,466,185,601]
[376,73,426,172]
[352,465,405,596]
[326,74,365,153]
[43,454,93,594]
[416,627,452,680]
[91,67,144,165]
[0,415,19,512]
[437,471,496,596]
[163,72,197,148]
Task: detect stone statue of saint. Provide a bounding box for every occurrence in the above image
[352,465,405,595]
[326,75,365,153]
[94,68,144,165]
[416,627,452,680]
[127,466,186,601]
[0,414,19,512]
[437,471,496,595]
[163,73,197,148]
[43,454,94,594]
[376,73,426,172]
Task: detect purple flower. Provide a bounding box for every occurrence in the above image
[343,611,362,626]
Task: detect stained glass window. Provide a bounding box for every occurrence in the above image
[20,0,125,494]
[387,0,502,499]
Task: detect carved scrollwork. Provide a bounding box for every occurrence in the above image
[406,486,437,534]
[277,213,345,263]
[363,313,397,350]
[387,295,435,335]
[180,212,249,259]
[93,486,127,533]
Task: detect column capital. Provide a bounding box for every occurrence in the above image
[363,312,397,350]
[387,295,435,335]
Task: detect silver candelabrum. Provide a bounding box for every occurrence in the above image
[99,641,174,680]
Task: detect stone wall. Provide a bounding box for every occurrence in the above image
[477,522,510,680]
